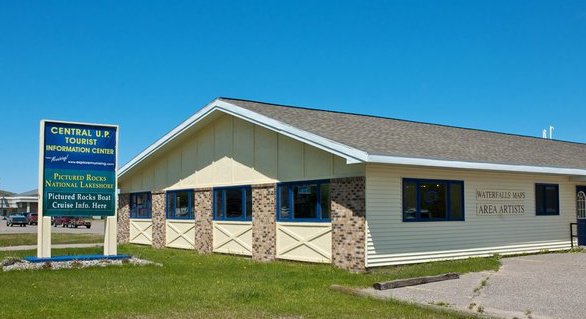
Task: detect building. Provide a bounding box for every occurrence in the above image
[117,98,586,271]
[0,189,15,216]
[0,189,38,217]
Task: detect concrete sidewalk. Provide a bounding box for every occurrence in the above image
[0,243,103,251]
[363,253,586,319]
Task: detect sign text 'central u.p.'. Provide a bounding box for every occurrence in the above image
[42,121,117,216]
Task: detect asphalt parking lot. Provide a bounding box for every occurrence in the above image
[0,218,105,234]
[364,252,586,319]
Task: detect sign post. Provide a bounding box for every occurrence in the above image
[38,120,118,258]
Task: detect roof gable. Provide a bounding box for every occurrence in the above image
[118,99,368,179]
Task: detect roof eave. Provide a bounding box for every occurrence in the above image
[367,154,586,176]
[117,98,220,179]
[3,196,38,201]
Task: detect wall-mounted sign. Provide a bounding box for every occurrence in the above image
[476,189,526,216]
[41,121,118,217]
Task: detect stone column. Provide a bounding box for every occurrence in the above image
[331,176,366,272]
[151,192,166,249]
[195,188,213,254]
[117,193,130,244]
[252,184,277,262]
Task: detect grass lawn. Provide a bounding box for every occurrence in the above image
[0,233,103,246]
[0,245,499,319]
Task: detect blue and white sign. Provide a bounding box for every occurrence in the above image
[41,121,118,217]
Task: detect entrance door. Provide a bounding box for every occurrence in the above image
[576,186,586,245]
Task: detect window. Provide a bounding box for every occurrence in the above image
[166,190,193,219]
[535,184,559,215]
[213,186,252,220]
[403,178,464,222]
[277,180,330,222]
[130,192,151,218]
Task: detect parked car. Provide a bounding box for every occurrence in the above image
[69,217,91,229]
[53,216,71,227]
[53,216,92,228]
[26,213,38,225]
[6,213,27,227]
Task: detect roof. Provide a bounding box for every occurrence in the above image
[119,97,586,178]
[0,189,15,197]
[220,98,586,170]
[17,189,38,197]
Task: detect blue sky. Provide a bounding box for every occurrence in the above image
[1,1,585,193]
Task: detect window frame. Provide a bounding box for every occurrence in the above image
[535,183,560,216]
[129,192,152,219]
[276,179,331,222]
[166,189,194,220]
[213,185,252,221]
[402,178,465,222]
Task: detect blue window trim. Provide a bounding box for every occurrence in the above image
[535,183,560,216]
[276,179,331,222]
[129,192,152,219]
[166,189,194,220]
[402,178,465,222]
[213,185,252,221]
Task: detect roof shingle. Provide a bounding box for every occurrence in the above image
[221,97,586,169]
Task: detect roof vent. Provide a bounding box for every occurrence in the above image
[542,125,554,139]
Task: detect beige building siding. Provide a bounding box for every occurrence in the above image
[129,219,152,245]
[166,220,196,249]
[366,164,579,267]
[276,222,332,263]
[213,221,253,256]
[119,114,364,193]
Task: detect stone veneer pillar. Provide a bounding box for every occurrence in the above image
[151,192,166,249]
[251,184,277,262]
[194,189,213,254]
[331,176,366,272]
[117,193,130,244]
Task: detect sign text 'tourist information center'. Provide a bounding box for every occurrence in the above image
[42,121,117,217]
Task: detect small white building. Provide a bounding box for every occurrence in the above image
[0,189,38,217]
[117,98,586,271]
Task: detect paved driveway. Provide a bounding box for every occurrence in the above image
[364,253,586,319]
